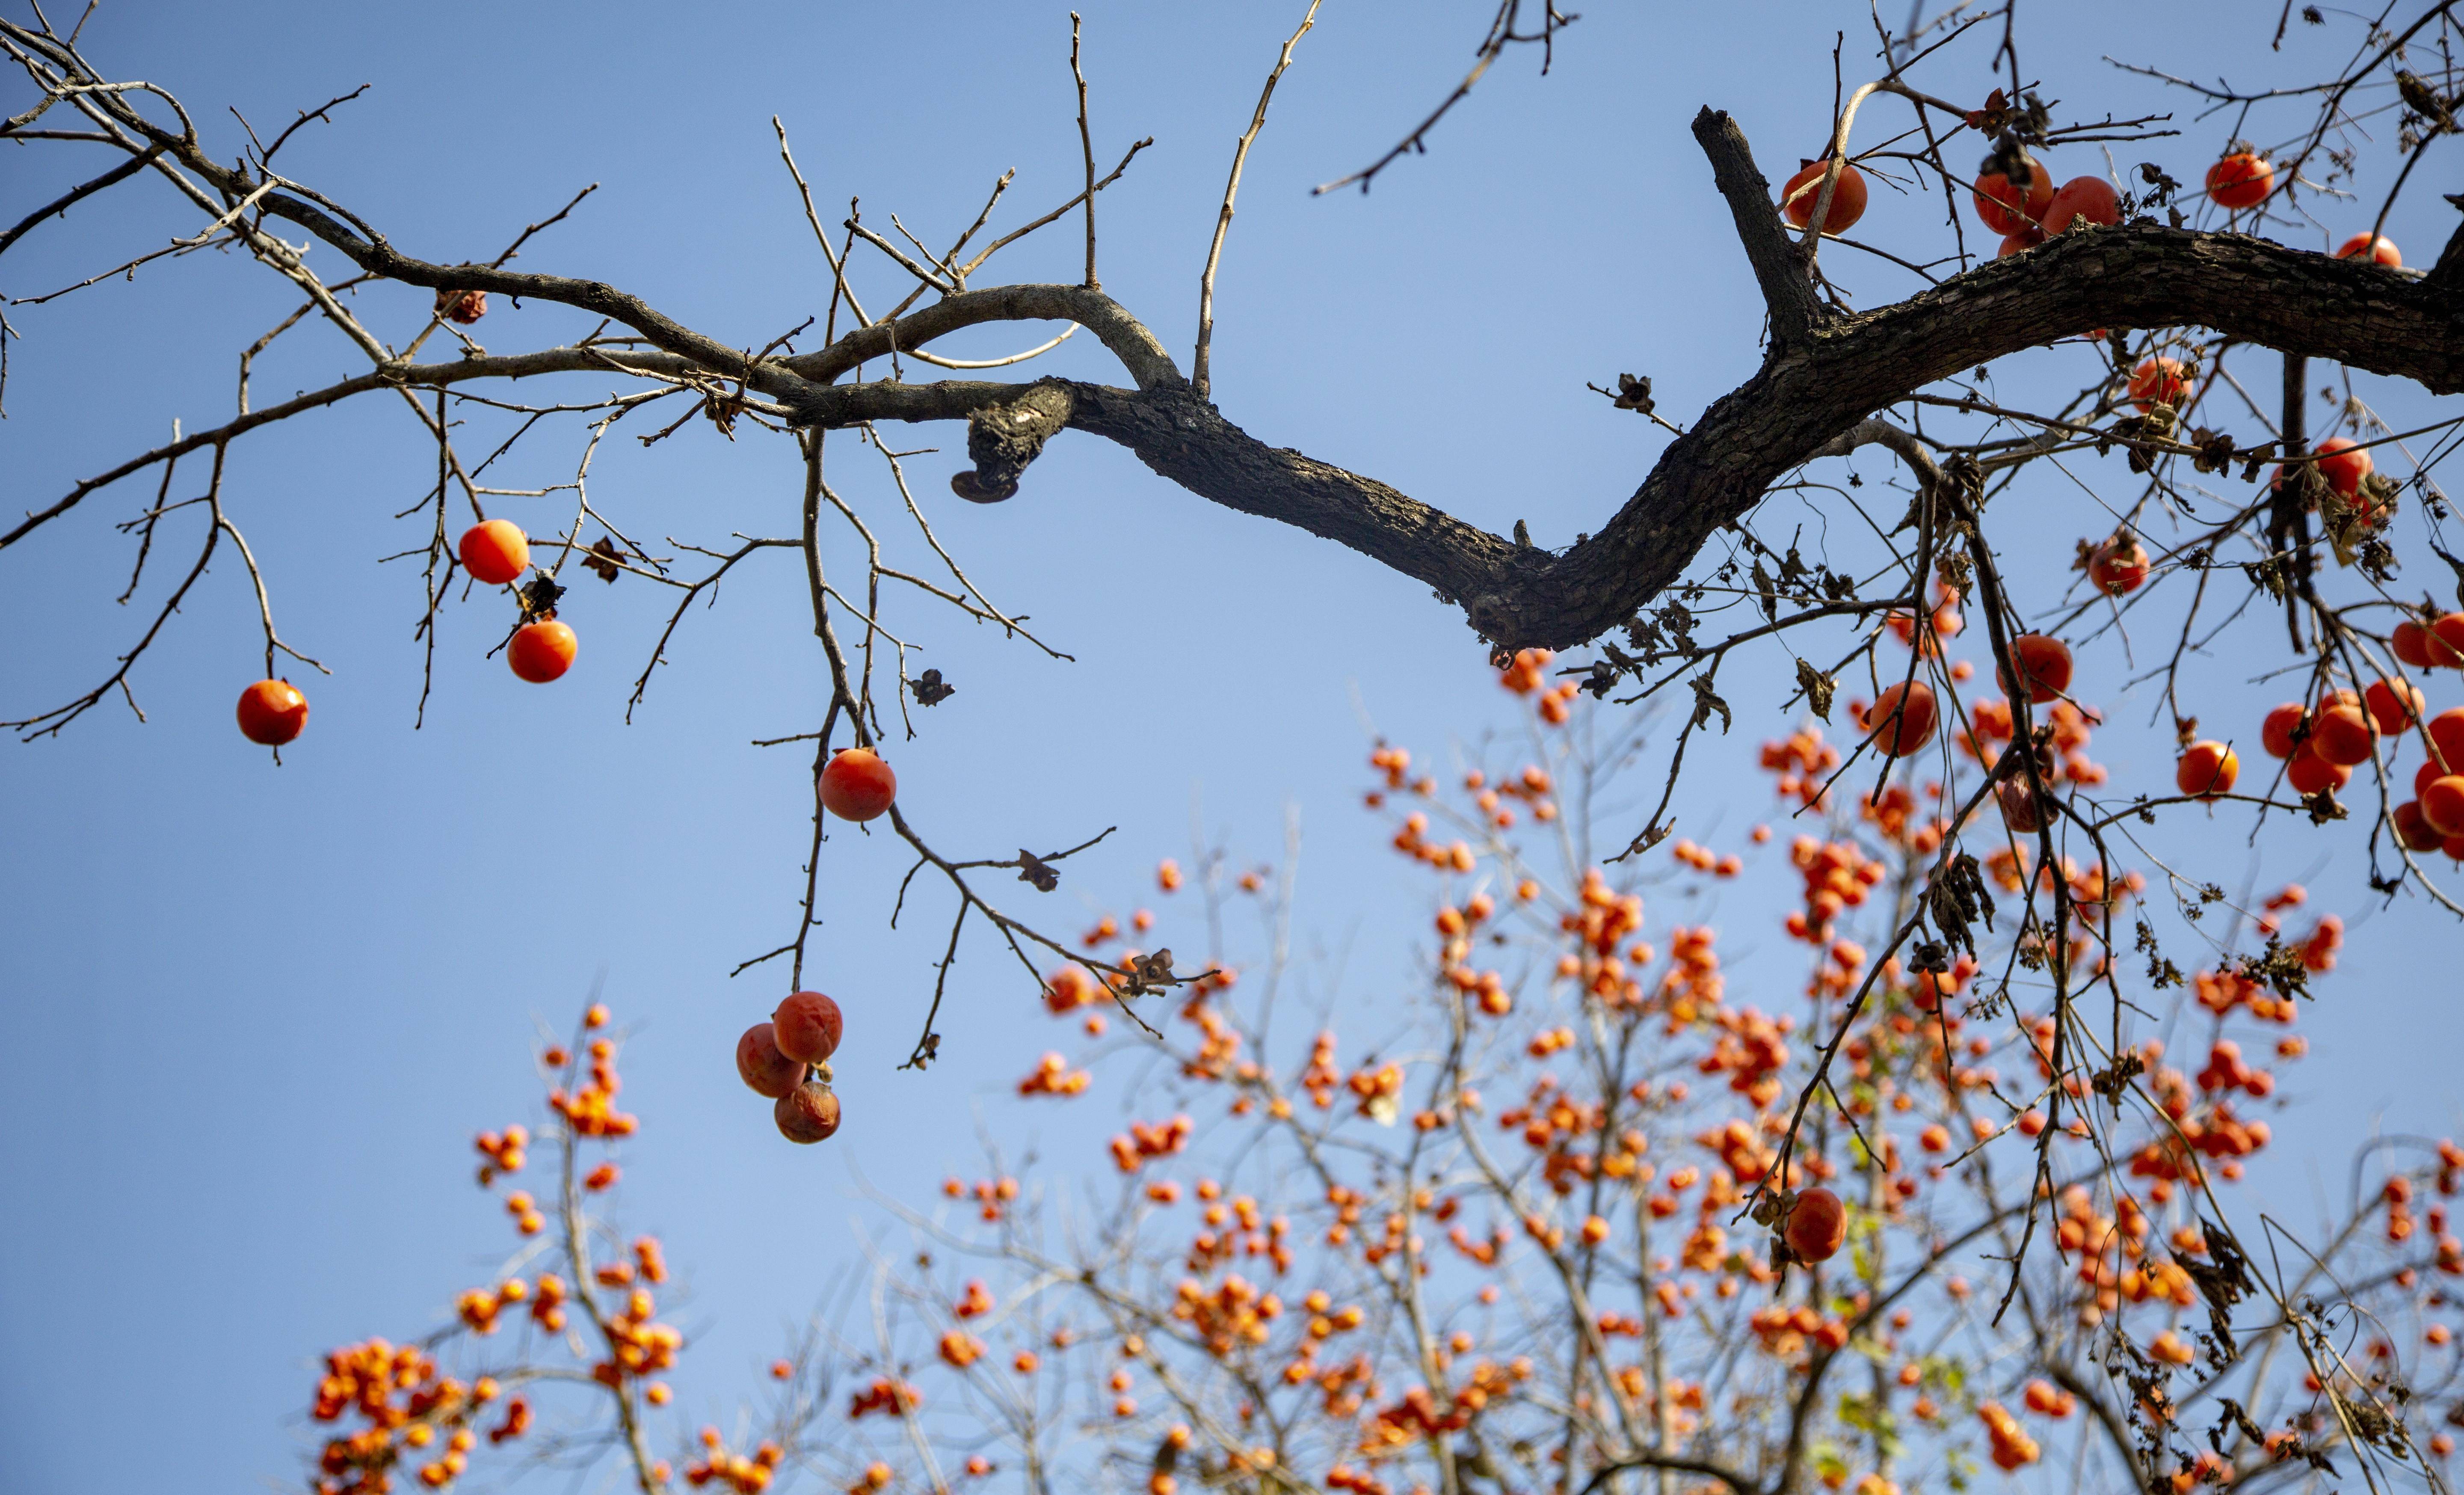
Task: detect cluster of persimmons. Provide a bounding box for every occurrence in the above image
[302,641,2463,1495]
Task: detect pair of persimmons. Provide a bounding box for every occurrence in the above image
[232,519,573,747]
[1781,142,2403,268]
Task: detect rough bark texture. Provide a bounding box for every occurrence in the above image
[73,92,2464,652]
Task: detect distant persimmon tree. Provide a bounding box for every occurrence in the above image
[8,4,2464,1491]
[295,669,2462,1495]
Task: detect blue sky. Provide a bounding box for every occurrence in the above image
[4,3,2461,1491]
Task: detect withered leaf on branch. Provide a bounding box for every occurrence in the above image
[911,667,956,706]
[517,572,566,621]
[2396,70,2457,133]
[2187,427,2239,475]
[580,537,624,583]
[1014,849,1060,892]
[1923,853,1994,957]
[1795,657,1836,720]
[1689,674,1732,734]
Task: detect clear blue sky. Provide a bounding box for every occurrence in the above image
[3,3,2458,1490]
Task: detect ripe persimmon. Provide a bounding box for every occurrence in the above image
[2428,707,2464,771]
[2393,801,2445,851]
[2394,618,2434,669]
[1780,159,1868,234]
[2286,746,2350,797]
[2308,701,2377,767]
[2260,703,2308,759]
[736,1022,804,1099]
[2313,437,2372,497]
[2129,357,2192,413]
[459,520,530,586]
[2333,232,2400,267]
[775,1080,842,1144]
[2088,538,2149,596]
[2040,175,2120,235]
[2364,678,2424,734]
[2422,776,2464,838]
[2205,152,2273,210]
[772,991,844,1065]
[820,747,898,822]
[2430,615,2464,670]
[236,678,309,746]
[2176,741,2238,800]
[1996,229,2043,258]
[1997,634,2073,704]
[1784,1187,1847,1264]
[509,620,577,683]
[1863,680,1938,756]
[1972,157,2053,235]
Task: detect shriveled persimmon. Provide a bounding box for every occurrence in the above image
[236,678,309,746]
[458,519,530,586]
[772,991,844,1065]
[820,747,898,822]
[2176,741,2237,800]
[1784,1187,1847,1264]
[2205,151,2273,210]
[2040,175,2119,235]
[509,619,577,683]
[775,1080,842,1144]
[1780,159,1867,234]
[1997,634,2073,704]
[1998,779,2051,833]
[736,1022,804,1099]
[1863,680,1938,756]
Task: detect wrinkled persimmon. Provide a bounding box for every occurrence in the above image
[236,678,309,746]
[736,1022,805,1099]
[772,990,844,1065]
[775,1080,842,1144]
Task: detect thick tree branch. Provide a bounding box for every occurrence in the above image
[1691,106,1827,350]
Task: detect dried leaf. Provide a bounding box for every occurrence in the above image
[1795,658,1836,721]
[912,667,956,706]
[581,537,623,584]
